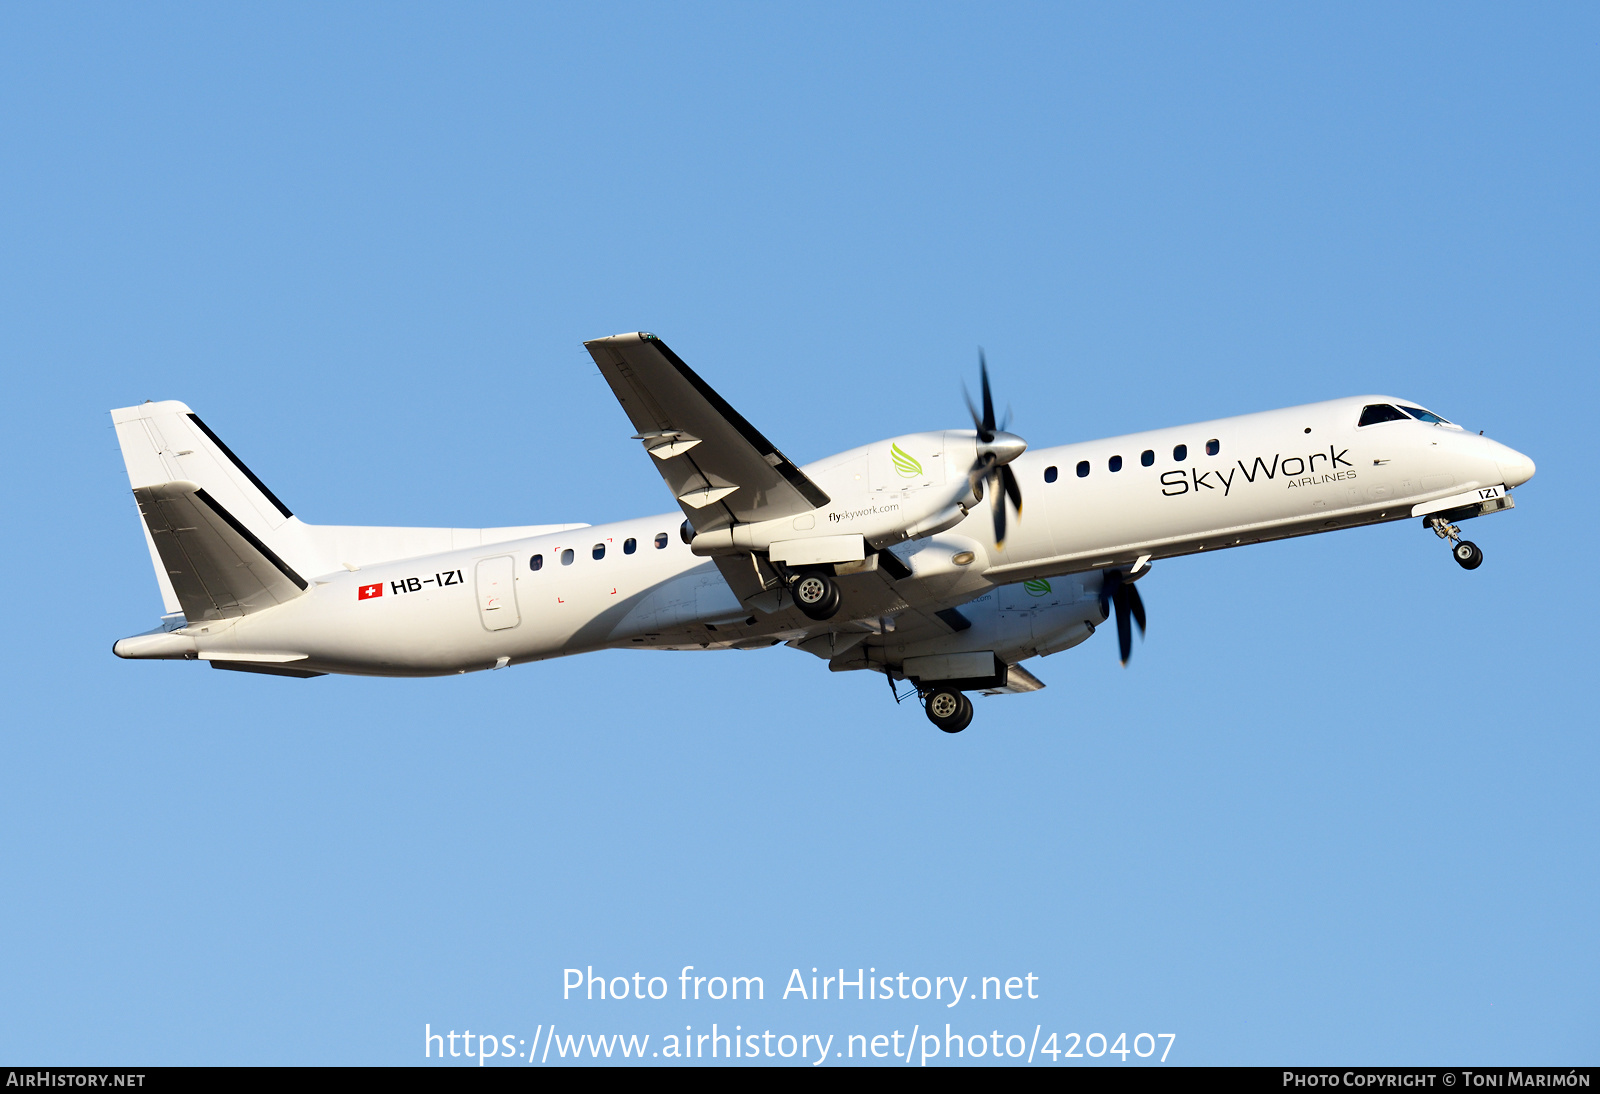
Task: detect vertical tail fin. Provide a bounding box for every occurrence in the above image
[112,401,319,622]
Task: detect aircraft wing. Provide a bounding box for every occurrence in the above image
[583,333,830,535]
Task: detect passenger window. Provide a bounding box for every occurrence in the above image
[1358,404,1410,427]
[529,554,543,571]
[560,548,574,565]
[1076,460,1090,478]
[1173,444,1187,462]
[592,543,606,560]
[1109,455,1123,472]
[654,533,669,550]
[1044,465,1058,483]
[1206,438,1220,456]
[624,538,637,554]
[1140,450,1154,467]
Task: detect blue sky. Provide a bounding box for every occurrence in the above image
[1,2,1594,1065]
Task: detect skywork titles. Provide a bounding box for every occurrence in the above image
[1161,446,1354,498]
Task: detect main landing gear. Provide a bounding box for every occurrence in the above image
[922,686,974,734]
[1452,540,1483,569]
[788,571,842,620]
[1426,515,1484,571]
[887,673,977,733]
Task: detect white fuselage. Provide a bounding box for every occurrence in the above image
[138,395,1533,677]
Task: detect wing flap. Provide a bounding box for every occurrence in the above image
[584,333,829,533]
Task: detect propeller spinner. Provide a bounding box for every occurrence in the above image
[963,350,1026,546]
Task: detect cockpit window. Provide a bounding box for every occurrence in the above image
[1400,405,1451,425]
[1358,404,1410,427]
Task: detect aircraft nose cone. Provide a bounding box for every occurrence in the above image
[1498,448,1536,488]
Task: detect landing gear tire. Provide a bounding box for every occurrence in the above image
[924,688,974,734]
[789,572,841,620]
[1453,540,1483,570]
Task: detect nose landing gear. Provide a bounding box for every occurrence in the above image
[922,686,974,733]
[1426,515,1484,570]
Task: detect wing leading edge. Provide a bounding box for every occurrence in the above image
[583,333,830,535]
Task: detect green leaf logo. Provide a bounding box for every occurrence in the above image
[1024,578,1052,597]
[891,443,923,479]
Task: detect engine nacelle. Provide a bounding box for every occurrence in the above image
[690,431,983,563]
[825,573,1104,680]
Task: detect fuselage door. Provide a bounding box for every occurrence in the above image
[476,555,521,631]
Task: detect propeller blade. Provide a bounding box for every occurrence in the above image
[1114,586,1134,665]
[990,472,1007,545]
[963,383,985,438]
[1099,569,1149,666]
[966,457,990,503]
[979,350,996,436]
[1000,462,1022,513]
[963,350,1022,547]
[1126,582,1147,635]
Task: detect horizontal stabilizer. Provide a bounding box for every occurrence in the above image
[133,480,309,622]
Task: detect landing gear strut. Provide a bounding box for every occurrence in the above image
[923,686,974,733]
[789,572,841,620]
[1426,515,1484,570]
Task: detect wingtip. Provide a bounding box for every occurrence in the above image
[583,331,656,347]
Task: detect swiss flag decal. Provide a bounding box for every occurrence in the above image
[358,583,383,600]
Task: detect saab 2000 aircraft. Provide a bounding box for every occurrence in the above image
[111,333,1535,732]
